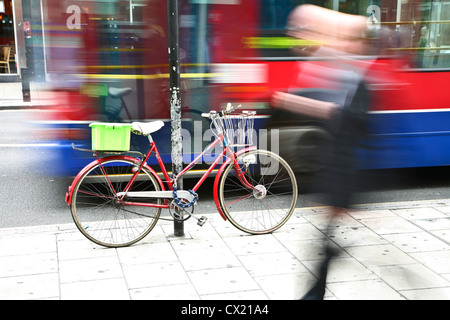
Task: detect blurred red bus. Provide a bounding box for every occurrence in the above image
[207,0,450,174]
[32,0,450,176]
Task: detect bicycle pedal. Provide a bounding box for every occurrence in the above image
[196,216,208,227]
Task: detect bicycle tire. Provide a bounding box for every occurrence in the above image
[218,149,297,234]
[70,158,162,247]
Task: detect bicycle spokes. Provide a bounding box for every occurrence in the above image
[219,149,297,234]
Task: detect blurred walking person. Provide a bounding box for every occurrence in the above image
[271,5,373,300]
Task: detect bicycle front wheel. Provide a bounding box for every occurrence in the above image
[71,158,162,247]
[219,149,298,234]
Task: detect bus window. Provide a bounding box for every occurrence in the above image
[256,0,378,58]
[0,0,17,74]
[412,1,450,69]
[257,0,298,58]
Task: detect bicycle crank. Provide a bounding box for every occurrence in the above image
[168,200,208,226]
[169,200,193,222]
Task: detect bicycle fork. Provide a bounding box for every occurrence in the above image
[231,151,259,191]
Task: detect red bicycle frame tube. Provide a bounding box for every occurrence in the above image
[120,141,228,209]
[175,135,224,191]
[119,142,165,199]
[213,145,257,220]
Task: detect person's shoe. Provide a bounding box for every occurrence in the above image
[300,245,338,300]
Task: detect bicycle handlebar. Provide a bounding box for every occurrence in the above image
[201,103,242,119]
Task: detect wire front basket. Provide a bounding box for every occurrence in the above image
[213,111,256,147]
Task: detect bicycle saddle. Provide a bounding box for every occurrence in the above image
[132,121,164,135]
[108,87,132,98]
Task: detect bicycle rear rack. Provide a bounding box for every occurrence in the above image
[71,143,145,158]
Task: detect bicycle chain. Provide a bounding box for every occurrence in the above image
[172,185,198,209]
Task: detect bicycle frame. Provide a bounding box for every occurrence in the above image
[66,130,256,221]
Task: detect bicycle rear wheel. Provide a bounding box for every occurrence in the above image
[218,149,297,234]
[71,158,162,247]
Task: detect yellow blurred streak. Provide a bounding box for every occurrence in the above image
[83,63,212,70]
[376,20,450,25]
[242,37,321,49]
[72,73,222,79]
[222,86,269,93]
[389,46,450,51]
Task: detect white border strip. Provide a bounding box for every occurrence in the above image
[0,143,59,148]
[370,108,450,114]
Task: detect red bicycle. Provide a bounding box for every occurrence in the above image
[65,104,298,247]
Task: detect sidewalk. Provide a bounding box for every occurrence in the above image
[0,82,51,108]
[1,199,450,300]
